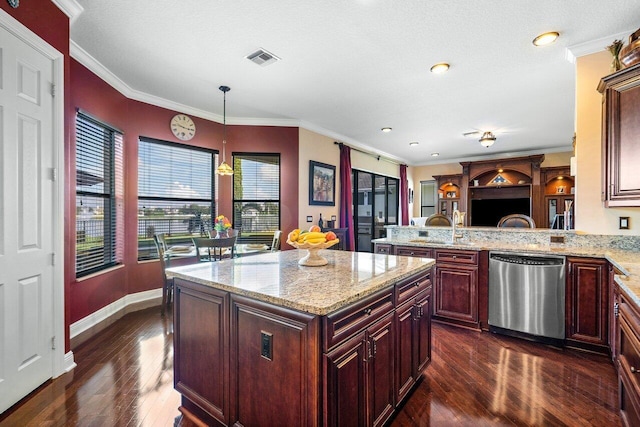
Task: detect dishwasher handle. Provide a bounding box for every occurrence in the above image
[490,253,564,266]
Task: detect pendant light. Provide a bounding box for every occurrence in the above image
[216,85,234,176]
[479,131,496,148]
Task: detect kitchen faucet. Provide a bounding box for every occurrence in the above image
[451,210,463,243]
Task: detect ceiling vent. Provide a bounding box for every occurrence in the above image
[246,48,281,67]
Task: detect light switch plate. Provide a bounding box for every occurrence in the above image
[306,216,313,223]
[620,216,630,229]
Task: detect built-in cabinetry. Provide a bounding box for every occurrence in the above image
[598,62,640,207]
[598,64,640,207]
[433,174,462,221]
[174,270,432,427]
[387,244,486,330]
[618,287,640,427]
[541,166,575,229]
[566,257,609,353]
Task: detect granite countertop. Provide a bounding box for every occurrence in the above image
[374,237,640,310]
[166,250,434,316]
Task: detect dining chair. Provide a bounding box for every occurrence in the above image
[153,233,173,316]
[192,235,237,261]
[271,230,282,252]
[425,213,452,226]
[497,214,536,228]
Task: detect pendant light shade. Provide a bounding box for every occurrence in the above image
[479,131,496,148]
[216,85,233,176]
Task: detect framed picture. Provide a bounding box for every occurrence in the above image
[309,160,336,206]
[556,186,565,194]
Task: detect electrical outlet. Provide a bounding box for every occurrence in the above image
[550,235,565,244]
[261,331,273,360]
[418,231,428,237]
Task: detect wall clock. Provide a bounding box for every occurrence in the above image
[7,0,19,8]
[170,114,196,141]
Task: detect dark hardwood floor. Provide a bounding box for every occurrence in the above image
[0,307,621,426]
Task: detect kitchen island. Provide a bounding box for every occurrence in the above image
[166,250,434,427]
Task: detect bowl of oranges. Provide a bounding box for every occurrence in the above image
[286,226,340,266]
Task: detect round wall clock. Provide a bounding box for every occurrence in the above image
[7,0,19,8]
[170,114,196,141]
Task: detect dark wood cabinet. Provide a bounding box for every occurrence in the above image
[174,279,229,425]
[611,264,621,365]
[566,257,609,353]
[395,278,432,403]
[394,245,433,259]
[174,269,432,427]
[433,249,479,329]
[541,166,574,229]
[230,295,320,427]
[433,174,462,220]
[598,62,640,207]
[618,291,640,427]
[373,243,392,255]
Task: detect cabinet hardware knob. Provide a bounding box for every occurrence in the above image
[415,282,420,287]
[410,252,414,255]
[452,255,457,259]
[631,366,638,374]
[364,308,372,315]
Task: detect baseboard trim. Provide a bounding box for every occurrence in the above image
[63,351,76,374]
[70,288,162,349]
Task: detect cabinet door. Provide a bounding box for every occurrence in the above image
[230,296,319,427]
[415,291,432,376]
[434,264,478,325]
[566,257,609,350]
[174,280,229,425]
[395,300,415,403]
[374,243,392,255]
[600,64,640,206]
[325,333,367,427]
[368,313,396,427]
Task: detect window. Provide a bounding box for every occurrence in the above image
[138,137,216,260]
[75,111,124,277]
[420,180,437,217]
[233,153,280,244]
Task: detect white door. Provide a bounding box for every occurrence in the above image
[0,23,56,414]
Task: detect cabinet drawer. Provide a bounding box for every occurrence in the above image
[323,287,394,351]
[396,271,432,305]
[375,244,392,255]
[435,249,478,265]
[394,246,433,258]
[620,303,640,392]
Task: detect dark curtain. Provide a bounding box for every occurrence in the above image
[400,164,409,226]
[339,144,355,251]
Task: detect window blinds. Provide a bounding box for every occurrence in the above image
[75,112,123,277]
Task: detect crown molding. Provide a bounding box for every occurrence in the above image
[565,29,633,63]
[419,145,573,167]
[51,0,83,23]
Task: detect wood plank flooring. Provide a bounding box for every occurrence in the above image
[0,307,621,426]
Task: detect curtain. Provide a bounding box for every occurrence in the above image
[339,144,355,251]
[400,164,409,226]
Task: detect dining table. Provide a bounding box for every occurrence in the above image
[163,242,270,266]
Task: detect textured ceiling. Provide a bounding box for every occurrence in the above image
[70,0,640,165]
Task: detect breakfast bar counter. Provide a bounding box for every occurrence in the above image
[166,250,434,426]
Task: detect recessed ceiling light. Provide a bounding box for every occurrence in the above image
[409,142,419,146]
[532,31,559,46]
[381,127,392,133]
[430,63,450,74]
[431,153,440,157]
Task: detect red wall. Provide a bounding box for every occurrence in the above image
[69,59,300,325]
[2,4,300,352]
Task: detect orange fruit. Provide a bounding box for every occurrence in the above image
[309,225,321,232]
[325,231,337,241]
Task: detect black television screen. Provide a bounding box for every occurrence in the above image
[471,198,531,227]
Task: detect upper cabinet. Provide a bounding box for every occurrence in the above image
[598,62,640,207]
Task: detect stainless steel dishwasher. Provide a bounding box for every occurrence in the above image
[488,252,566,340]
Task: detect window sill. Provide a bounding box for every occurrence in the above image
[75,264,125,282]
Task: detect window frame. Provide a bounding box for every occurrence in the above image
[75,110,123,278]
[232,152,281,245]
[137,136,217,260]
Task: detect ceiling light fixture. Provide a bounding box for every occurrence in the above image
[216,85,234,176]
[409,141,419,146]
[381,127,392,133]
[430,63,450,74]
[532,31,559,46]
[431,153,440,157]
[479,131,496,148]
